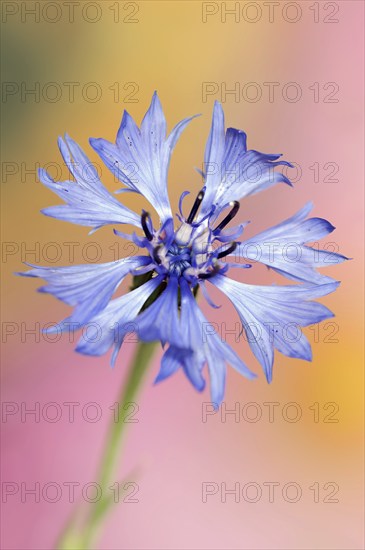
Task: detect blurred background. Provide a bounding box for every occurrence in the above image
[1,1,364,548]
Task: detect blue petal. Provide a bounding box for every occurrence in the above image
[20,256,150,327]
[167,279,255,404]
[235,203,348,284]
[90,92,199,222]
[155,346,185,383]
[145,276,255,404]
[200,102,226,217]
[184,280,256,403]
[157,344,208,393]
[40,136,141,230]
[203,352,226,408]
[274,327,312,362]
[211,274,339,382]
[135,276,181,345]
[76,276,162,362]
[200,103,293,218]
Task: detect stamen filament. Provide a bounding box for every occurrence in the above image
[199,259,222,279]
[215,201,240,232]
[217,242,237,259]
[141,211,153,241]
[153,244,163,265]
[187,188,205,224]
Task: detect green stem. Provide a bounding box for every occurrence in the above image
[57,341,157,550]
[95,341,156,490]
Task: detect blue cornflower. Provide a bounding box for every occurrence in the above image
[21,93,347,405]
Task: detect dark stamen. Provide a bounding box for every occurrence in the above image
[217,242,237,259]
[199,260,221,279]
[141,211,153,241]
[215,201,240,232]
[153,244,163,265]
[187,188,205,224]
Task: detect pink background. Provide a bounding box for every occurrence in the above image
[2,1,364,548]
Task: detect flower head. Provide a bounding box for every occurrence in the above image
[20,93,347,406]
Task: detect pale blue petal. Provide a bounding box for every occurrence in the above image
[91,92,198,222]
[40,137,141,230]
[200,103,293,218]
[201,101,226,214]
[76,276,162,359]
[235,203,348,284]
[205,352,226,407]
[20,256,150,326]
[211,274,339,382]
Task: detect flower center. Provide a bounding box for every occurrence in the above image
[139,189,242,284]
[166,243,192,276]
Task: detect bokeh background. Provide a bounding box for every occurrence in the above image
[1,1,364,549]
